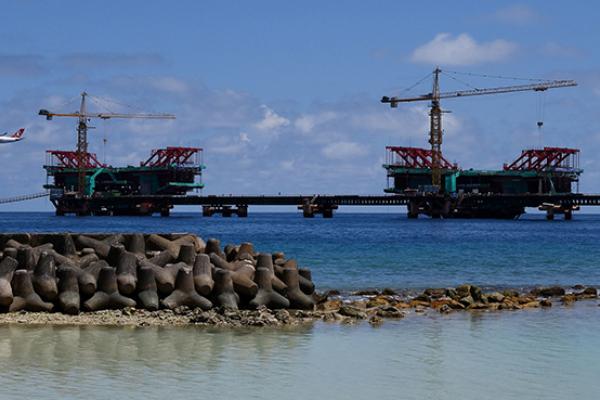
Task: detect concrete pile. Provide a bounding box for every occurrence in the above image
[0,233,316,315]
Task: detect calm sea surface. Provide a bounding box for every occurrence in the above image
[0,212,598,399]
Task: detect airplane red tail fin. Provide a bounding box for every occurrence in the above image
[11,128,25,139]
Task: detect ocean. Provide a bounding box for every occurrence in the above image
[0,212,598,399]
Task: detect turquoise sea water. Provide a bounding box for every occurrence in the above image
[0,212,598,399]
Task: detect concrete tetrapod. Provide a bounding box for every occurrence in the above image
[147,234,196,259]
[107,244,126,267]
[232,265,258,298]
[161,267,212,311]
[212,269,239,309]
[256,253,287,294]
[16,246,36,271]
[282,268,315,310]
[148,250,173,267]
[0,256,18,306]
[280,259,315,295]
[136,266,159,311]
[205,238,224,258]
[210,253,257,297]
[78,260,109,296]
[32,251,58,302]
[78,253,99,269]
[224,244,237,262]
[58,233,77,257]
[209,253,236,271]
[193,254,214,296]
[178,243,196,265]
[3,247,18,260]
[77,235,111,258]
[57,266,80,315]
[237,242,255,260]
[139,259,176,295]
[298,268,315,295]
[126,233,146,257]
[249,267,290,310]
[9,270,54,312]
[82,267,137,311]
[116,251,138,295]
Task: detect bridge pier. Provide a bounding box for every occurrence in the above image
[538,204,578,221]
[202,205,248,218]
[298,204,338,218]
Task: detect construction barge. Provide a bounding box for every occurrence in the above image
[44,147,204,216]
[383,146,582,219]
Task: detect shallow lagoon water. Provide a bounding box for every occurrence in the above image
[0,302,598,399]
[0,212,598,399]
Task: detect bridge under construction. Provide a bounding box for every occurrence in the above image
[6,70,594,220]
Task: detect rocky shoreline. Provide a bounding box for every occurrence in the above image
[1,284,597,328]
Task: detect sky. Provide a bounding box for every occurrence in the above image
[0,1,599,211]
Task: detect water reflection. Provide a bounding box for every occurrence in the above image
[0,305,598,400]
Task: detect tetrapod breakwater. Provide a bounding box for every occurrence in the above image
[0,233,316,316]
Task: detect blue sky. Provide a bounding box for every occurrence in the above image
[1,1,599,211]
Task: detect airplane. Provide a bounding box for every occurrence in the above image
[0,128,25,144]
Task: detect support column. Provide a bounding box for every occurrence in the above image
[407,202,419,219]
[236,205,248,218]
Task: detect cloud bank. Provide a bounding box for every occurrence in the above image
[411,33,517,66]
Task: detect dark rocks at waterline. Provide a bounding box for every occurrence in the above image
[530,286,566,297]
[0,233,317,315]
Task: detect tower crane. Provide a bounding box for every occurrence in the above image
[381,68,577,190]
[39,92,175,196]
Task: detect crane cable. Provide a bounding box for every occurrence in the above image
[443,70,549,83]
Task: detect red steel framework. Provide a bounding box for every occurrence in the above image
[46,150,105,169]
[503,147,580,172]
[386,146,458,170]
[141,147,202,167]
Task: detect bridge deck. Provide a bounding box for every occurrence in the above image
[75,193,600,207]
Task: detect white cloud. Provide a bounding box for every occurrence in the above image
[494,4,540,25]
[322,141,367,160]
[294,111,337,134]
[151,77,190,94]
[254,105,289,132]
[240,132,250,142]
[410,33,517,66]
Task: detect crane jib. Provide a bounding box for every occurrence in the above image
[382,80,577,104]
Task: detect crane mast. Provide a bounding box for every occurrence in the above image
[429,68,443,187]
[40,92,176,196]
[381,68,577,191]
